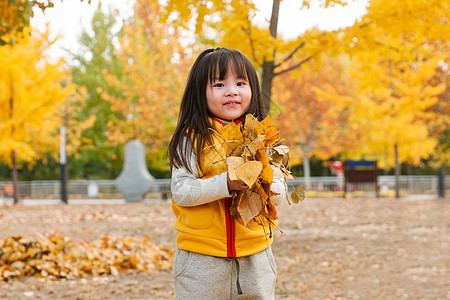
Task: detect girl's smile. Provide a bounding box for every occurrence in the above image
[206,67,251,121]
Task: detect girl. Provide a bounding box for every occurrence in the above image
[168,47,286,299]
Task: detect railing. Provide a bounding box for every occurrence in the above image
[286,175,447,198]
[0,175,448,200]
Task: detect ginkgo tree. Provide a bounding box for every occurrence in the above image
[101,0,192,172]
[0,0,89,45]
[0,28,92,202]
[149,0,354,112]
[326,0,449,196]
[272,54,361,188]
[427,57,450,169]
[0,28,72,202]
[342,53,444,167]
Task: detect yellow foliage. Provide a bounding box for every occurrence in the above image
[339,0,448,168]
[272,54,360,165]
[123,0,448,170]
[0,28,72,165]
[0,0,32,44]
[102,0,192,170]
[62,85,97,157]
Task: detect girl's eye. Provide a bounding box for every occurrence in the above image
[213,83,224,87]
[237,82,247,86]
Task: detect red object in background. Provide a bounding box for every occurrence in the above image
[327,161,344,176]
[3,184,13,195]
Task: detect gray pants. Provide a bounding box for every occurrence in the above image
[173,247,277,299]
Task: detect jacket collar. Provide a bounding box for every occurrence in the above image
[208,115,243,127]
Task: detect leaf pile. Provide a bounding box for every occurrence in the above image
[0,233,173,281]
[216,114,305,227]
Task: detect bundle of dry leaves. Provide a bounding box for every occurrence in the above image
[212,114,305,227]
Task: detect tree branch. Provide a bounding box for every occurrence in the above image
[241,19,257,63]
[274,41,306,68]
[274,54,316,77]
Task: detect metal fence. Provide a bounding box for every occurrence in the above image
[0,175,448,200]
[286,175,448,198]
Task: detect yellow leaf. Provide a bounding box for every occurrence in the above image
[226,156,244,181]
[221,120,243,141]
[260,115,280,146]
[244,114,264,139]
[257,150,273,183]
[221,121,244,156]
[270,152,283,166]
[235,161,262,188]
[291,185,306,204]
[243,134,266,157]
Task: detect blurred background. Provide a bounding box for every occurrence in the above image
[0,0,448,200]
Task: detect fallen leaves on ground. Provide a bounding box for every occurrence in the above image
[0,207,172,225]
[0,199,448,299]
[0,233,173,281]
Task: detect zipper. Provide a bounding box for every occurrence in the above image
[225,198,236,258]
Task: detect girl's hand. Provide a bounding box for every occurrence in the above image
[227,173,248,192]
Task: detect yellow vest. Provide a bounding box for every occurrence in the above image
[171,117,274,257]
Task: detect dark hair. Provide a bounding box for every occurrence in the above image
[168,47,266,173]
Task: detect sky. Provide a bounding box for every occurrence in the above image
[30,0,369,60]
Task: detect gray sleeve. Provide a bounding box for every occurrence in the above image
[171,137,232,207]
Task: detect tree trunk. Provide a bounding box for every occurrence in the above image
[438,163,446,199]
[303,151,311,190]
[9,72,19,204]
[261,0,280,113]
[11,151,19,204]
[394,142,400,198]
[262,61,275,113]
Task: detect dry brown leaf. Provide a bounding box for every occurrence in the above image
[244,114,264,139]
[291,185,306,203]
[243,135,266,157]
[266,200,278,220]
[230,191,244,220]
[257,150,273,183]
[270,151,283,166]
[253,181,268,203]
[229,144,245,156]
[274,145,290,155]
[226,157,245,180]
[238,191,263,227]
[236,161,263,188]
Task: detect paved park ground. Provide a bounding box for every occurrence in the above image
[0,197,449,299]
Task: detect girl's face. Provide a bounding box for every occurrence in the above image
[206,66,251,122]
